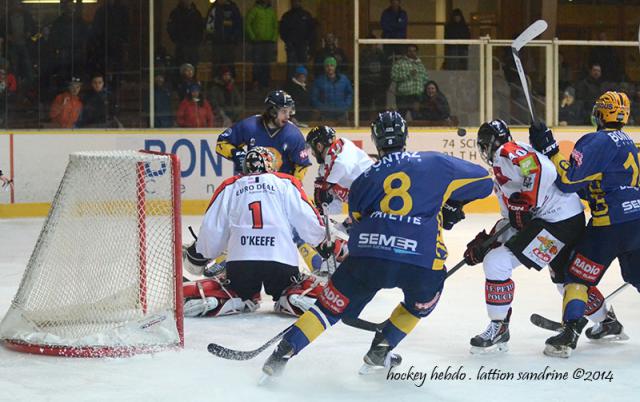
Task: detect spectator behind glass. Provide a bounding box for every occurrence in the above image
[558,86,584,126]
[588,32,622,83]
[313,33,348,77]
[176,63,197,100]
[209,67,242,127]
[177,83,215,128]
[167,0,204,67]
[50,77,83,128]
[7,0,36,85]
[205,0,243,76]
[0,68,18,126]
[443,8,470,70]
[380,0,408,58]
[279,0,316,80]
[78,73,118,128]
[359,34,388,121]
[391,44,429,117]
[246,0,278,91]
[409,80,450,123]
[284,65,311,123]
[88,0,129,91]
[311,57,353,124]
[49,0,88,83]
[574,63,603,123]
[153,73,174,128]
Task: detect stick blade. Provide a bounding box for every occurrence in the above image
[512,20,548,51]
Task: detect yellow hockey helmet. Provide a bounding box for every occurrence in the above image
[592,91,630,127]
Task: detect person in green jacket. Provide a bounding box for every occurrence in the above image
[246,0,278,90]
[391,44,429,117]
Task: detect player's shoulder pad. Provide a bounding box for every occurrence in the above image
[272,171,302,186]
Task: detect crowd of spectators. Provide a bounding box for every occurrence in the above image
[1,0,639,129]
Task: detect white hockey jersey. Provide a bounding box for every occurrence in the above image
[492,141,583,223]
[317,138,374,214]
[196,172,326,266]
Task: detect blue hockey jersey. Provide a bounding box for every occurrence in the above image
[348,151,493,270]
[551,129,640,226]
[216,115,311,179]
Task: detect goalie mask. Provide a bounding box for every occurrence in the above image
[244,147,275,174]
[477,119,512,166]
[306,126,336,164]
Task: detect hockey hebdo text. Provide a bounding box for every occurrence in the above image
[385,365,614,387]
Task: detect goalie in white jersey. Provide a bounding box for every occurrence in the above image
[464,120,622,353]
[182,147,329,317]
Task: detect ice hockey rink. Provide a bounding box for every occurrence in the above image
[1,214,639,402]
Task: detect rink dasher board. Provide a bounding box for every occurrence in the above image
[1,128,638,217]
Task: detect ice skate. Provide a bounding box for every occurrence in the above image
[259,340,294,385]
[470,319,510,354]
[543,318,588,358]
[586,307,629,342]
[359,332,402,375]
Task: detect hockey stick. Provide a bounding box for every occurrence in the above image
[321,202,338,276]
[342,224,512,332]
[207,324,294,360]
[530,283,631,332]
[511,19,548,122]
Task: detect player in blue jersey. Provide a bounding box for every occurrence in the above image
[530,91,638,357]
[215,90,311,181]
[215,90,318,272]
[260,111,493,382]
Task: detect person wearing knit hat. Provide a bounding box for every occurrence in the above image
[311,55,353,123]
[285,65,311,123]
[323,57,337,67]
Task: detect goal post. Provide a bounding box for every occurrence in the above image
[0,150,183,357]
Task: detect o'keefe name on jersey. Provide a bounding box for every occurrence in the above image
[240,235,276,246]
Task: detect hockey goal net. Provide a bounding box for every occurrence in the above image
[0,150,183,357]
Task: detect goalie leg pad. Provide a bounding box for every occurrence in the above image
[183,278,257,317]
[275,276,325,316]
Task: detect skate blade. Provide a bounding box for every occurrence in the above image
[588,331,630,343]
[358,363,386,375]
[543,344,571,358]
[258,373,273,386]
[470,342,509,355]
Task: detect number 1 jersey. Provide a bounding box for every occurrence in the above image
[196,172,326,266]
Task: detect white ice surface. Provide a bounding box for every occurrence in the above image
[1,215,639,402]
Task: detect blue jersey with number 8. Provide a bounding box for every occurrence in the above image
[348,151,493,270]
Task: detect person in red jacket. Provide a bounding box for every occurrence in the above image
[177,83,215,128]
[50,77,83,128]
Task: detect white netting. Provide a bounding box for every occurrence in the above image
[0,151,182,356]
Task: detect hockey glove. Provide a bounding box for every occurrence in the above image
[528,121,558,157]
[316,240,336,259]
[314,178,334,209]
[441,200,466,230]
[183,242,210,276]
[463,230,499,265]
[232,149,247,174]
[507,192,533,230]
